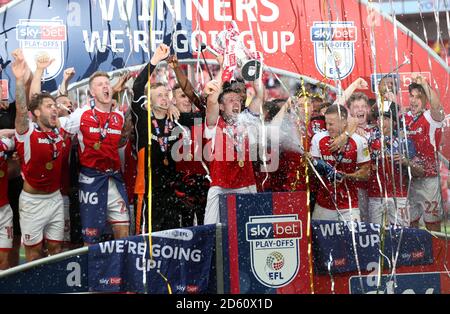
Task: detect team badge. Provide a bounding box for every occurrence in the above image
[246,214,302,288]
[16,19,67,81]
[311,21,357,80]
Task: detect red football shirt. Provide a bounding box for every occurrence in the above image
[310,131,371,210]
[15,122,65,193]
[61,106,124,172]
[205,116,256,189]
[405,110,443,177]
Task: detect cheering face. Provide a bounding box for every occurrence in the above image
[409,89,425,116]
[325,113,347,139]
[56,96,73,117]
[220,92,242,120]
[151,85,170,112]
[90,76,112,106]
[349,99,370,127]
[173,88,191,113]
[35,97,58,129]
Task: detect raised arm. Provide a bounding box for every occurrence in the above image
[11,49,30,134]
[205,79,222,127]
[58,67,76,96]
[247,74,264,115]
[132,43,169,99]
[334,77,368,106]
[414,74,444,122]
[29,53,54,99]
[167,55,200,107]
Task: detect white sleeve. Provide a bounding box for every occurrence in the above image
[354,135,371,164]
[60,107,83,135]
[204,117,220,154]
[310,133,322,158]
[424,110,444,127]
[15,120,33,143]
[204,116,219,140]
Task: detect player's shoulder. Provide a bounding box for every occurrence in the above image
[312,130,329,143]
[350,132,368,146]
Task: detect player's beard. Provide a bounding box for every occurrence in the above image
[40,114,57,129]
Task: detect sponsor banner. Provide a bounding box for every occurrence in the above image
[349,271,450,294]
[87,224,216,293]
[370,72,432,103]
[0,1,447,107]
[220,191,310,294]
[312,220,433,274]
[310,21,357,80]
[16,19,66,80]
[0,255,88,293]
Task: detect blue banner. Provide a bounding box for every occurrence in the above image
[0,0,192,100]
[349,271,449,294]
[88,224,216,293]
[312,220,433,274]
[0,254,88,293]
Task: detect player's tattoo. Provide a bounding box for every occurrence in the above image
[15,81,29,133]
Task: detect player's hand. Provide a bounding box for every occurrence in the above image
[329,133,347,153]
[166,55,178,69]
[354,77,368,89]
[168,103,180,121]
[35,52,54,70]
[11,49,28,81]
[151,43,170,65]
[204,79,221,96]
[63,67,76,82]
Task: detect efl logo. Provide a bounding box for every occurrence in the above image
[311,21,357,80]
[246,214,302,288]
[16,19,67,81]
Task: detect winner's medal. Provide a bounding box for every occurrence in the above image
[163,158,169,166]
[93,142,101,150]
[186,153,193,161]
[238,160,244,168]
[45,162,53,170]
[0,170,4,178]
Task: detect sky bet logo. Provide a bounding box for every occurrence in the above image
[16,25,66,41]
[246,215,302,288]
[246,221,302,240]
[311,24,357,42]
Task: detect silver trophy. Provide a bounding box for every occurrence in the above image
[210,23,262,81]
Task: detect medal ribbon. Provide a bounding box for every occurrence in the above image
[151,115,173,154]
[90,98,113,144]
[34,123,61,161]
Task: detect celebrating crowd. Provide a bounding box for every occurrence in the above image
[0,42,447,270]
